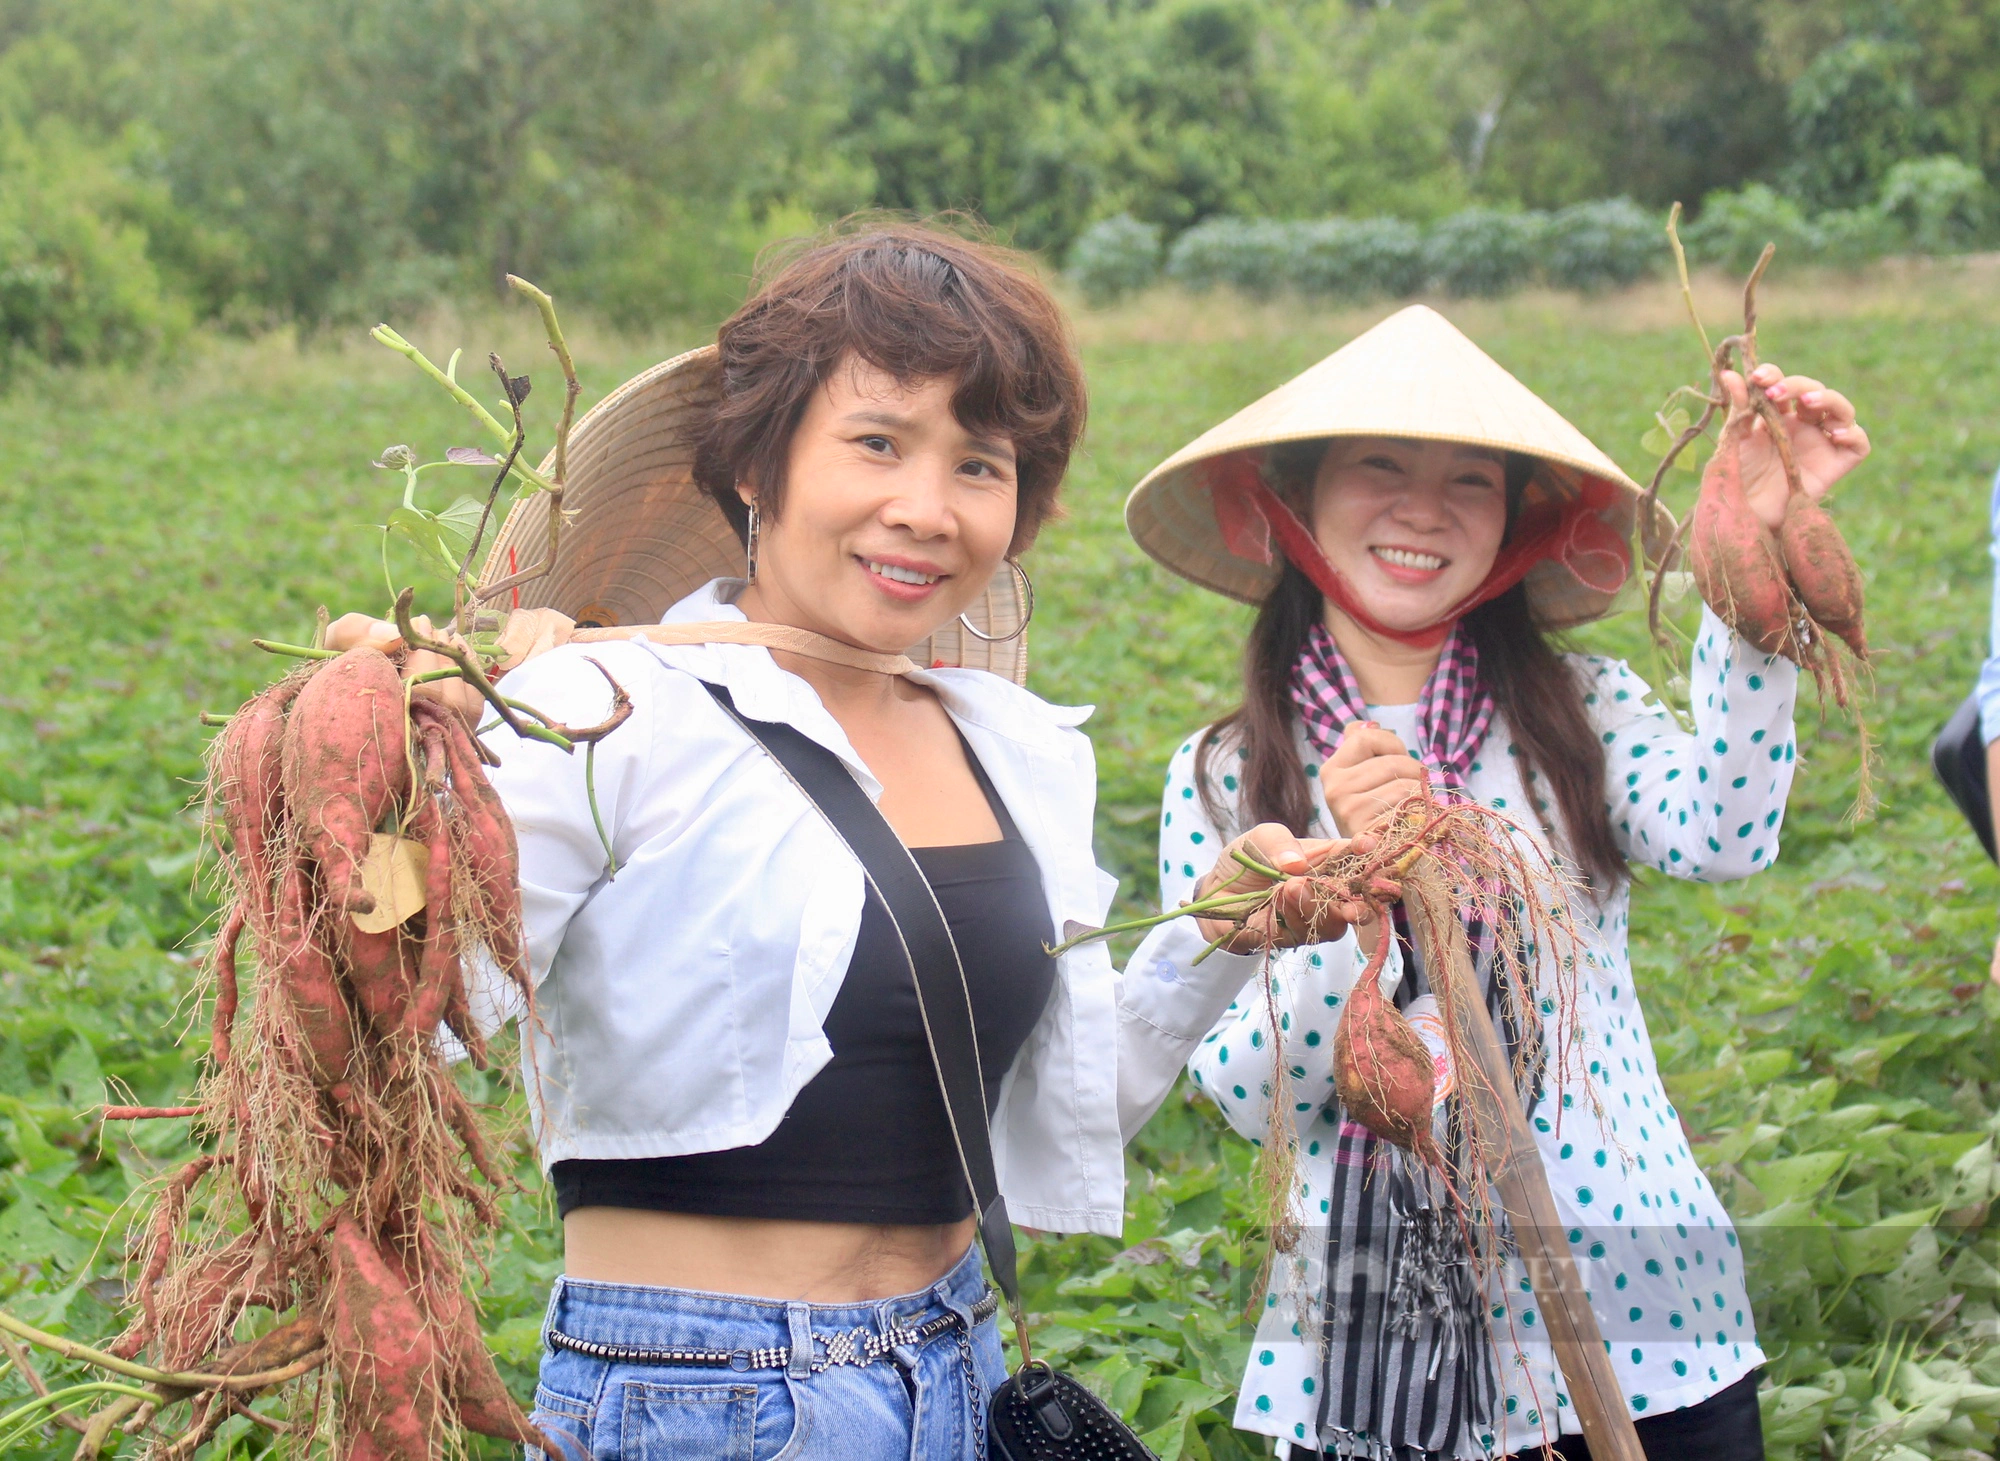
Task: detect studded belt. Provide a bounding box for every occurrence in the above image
[545,1287,999,1373]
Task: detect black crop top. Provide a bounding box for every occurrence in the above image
[551,745,1057,1226]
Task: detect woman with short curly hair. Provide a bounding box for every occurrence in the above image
[337,222,1383,1459]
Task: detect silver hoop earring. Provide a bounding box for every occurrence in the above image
[744,498,760,584]
[958,559,1034,642]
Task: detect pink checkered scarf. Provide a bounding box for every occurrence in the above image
[1289,621,1495,790]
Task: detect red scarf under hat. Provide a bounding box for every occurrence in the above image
[1204,450,1631,648]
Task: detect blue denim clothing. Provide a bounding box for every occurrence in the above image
[1979,467,2000,744]
[527,1244,1005,1460]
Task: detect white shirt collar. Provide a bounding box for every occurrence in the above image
[654,578,1094,757]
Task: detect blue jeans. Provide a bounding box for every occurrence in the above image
[528,1244,1005,1460]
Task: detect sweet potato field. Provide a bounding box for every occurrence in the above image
[3,269,1999,1459]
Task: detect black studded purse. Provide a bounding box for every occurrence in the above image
[705,685,1158,1461]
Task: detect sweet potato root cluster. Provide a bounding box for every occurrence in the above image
[1688,403,1868,696]
[105,647,544,1458]
[1646,241,1871,755]
[1170,789,1582,1267]
[1317,794,1568,1166]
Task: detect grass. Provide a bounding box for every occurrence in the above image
[2,264,1998,1457]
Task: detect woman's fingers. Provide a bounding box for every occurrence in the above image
[326,612,402,655]
[1329,723,1407,766]
[1334,754,1428,795]
[1725,359,1872,511]
[1270,878,1327,939]
[1240,823,1312,877]
[1717,367,1749,413]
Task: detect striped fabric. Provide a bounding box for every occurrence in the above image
[1301,931,1518,1460]
[1289,621,1495,789]
[1286,624,1513,1458]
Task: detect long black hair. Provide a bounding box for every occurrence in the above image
[1192,446,1625,890]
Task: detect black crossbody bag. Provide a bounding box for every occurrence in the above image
[705,684,1157,1461]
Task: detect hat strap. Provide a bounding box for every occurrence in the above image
[1206,454,1629,646]
[572,621,918,676]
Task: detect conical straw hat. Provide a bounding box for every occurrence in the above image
[478,345,1031,684]
[1124,305,1671,628]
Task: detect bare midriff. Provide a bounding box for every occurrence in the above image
[562,1209,980,1302]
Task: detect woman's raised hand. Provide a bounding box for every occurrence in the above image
[1191,822,1384,954]
[1722,361,1871,532]
[322,607,573,721]
[1319,722,1428,837]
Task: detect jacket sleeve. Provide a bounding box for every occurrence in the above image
[1979,465,2000,744]
[458,642,664,1033]
[1095,724,1261,1141]
[1146,730,1397,1145]
[1588,605,1798,881]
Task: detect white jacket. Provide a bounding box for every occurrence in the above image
[479,580,1305,1236]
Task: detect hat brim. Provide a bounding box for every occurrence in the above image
[477,346,1032,683]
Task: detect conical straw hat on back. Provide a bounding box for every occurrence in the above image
[477,345,1031,683]
[1124,305,1669,628]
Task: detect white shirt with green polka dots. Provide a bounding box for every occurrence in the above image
[1170,606,1794,1456]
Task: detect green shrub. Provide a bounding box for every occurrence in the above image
[564,199,815,329]
[1420,207,1546,297]
[1289,217,1425,299]
[0,126,189,369]
[1783,37,1932,211]
[1067,215,1163,304]
[1681,184,1819,274]
[1878,155,1990,255]
[320,253,467,327]
[1812,206,1904,268]
[1543,197,1660,293]
[1163,216,1295,296]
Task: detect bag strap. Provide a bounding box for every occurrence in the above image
[701,683,1031,1348]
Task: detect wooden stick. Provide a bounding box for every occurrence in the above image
[1403,871,1646,1461]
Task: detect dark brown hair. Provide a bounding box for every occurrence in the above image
[693,219,1086,556]
[1193,446,1625,890]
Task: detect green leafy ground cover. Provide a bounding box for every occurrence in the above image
[2,270,1999,1457]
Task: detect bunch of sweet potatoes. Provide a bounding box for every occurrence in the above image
[1689,405,1867,674]
[109,645,542,1457]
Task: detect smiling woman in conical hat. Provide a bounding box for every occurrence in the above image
[1126,305,1872,1461]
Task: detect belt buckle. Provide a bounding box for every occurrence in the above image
[815,1327,874,1371]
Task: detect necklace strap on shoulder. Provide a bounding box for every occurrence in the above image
[570,621,918,676]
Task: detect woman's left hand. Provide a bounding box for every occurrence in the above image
[1725,360,1872,532]
[324,607,572,722]
[1191,822,1388,953]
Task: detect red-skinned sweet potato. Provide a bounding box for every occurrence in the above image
[428,704,527,994]
[216,680,299,924]
[1333,935,1437,1154]
[1689,418,1802,660]
[326,1215,439,1461]
[274,859,359,1106]
[340,920,421,1039]
[284,649,410,916]
[399,802,460,1048]
[153,1229,286,1370]
[1780,490,1868,660]
[209,905,245,1071]
[424,1255,543,1446]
